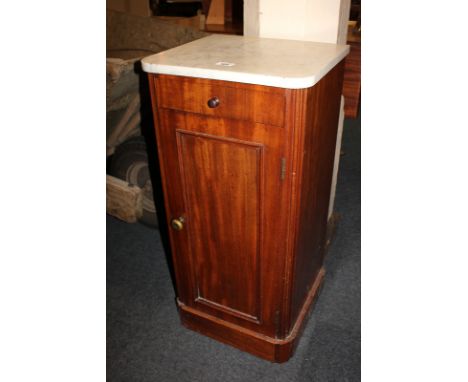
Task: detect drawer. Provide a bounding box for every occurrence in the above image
[155,75,285,127]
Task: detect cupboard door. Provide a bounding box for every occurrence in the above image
[178,131,262,322]
[155,108,289,336]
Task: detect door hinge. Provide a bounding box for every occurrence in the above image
[280,158,286,181]
[274,310,281,338]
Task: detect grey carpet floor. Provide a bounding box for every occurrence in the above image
[107,116,361,381]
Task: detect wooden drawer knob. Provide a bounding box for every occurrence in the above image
[207,97,220,108]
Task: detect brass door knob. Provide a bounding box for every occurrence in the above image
[171,216,185,231]
[207,97,220,108]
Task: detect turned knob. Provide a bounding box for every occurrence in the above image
[171,216,185,231]
[207,97,220,108]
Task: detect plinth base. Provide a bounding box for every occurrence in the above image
[177,267,325,363]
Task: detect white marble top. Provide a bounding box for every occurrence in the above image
[141,35,349,89]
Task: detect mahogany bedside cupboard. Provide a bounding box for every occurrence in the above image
[142,35,349,363]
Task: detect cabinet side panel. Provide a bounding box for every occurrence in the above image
[289,61,346,327]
